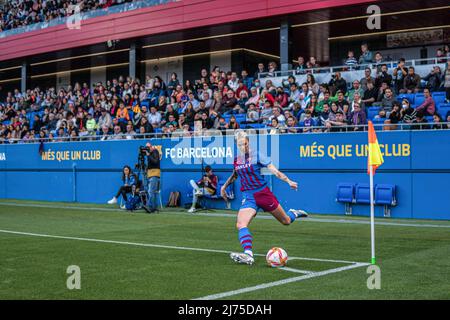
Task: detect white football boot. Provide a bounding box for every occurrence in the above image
[289,208,308,218]
[107,197,118,204]
[188,207,196,213]
[230,252,255,265]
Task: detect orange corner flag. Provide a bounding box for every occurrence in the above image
[367,121,384,175]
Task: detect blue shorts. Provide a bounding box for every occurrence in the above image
[240,186,280,212]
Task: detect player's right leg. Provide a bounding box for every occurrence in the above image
[230,200,257,265]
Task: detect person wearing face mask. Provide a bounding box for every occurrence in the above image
[399,99,417,123]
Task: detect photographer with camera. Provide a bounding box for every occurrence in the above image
[188,165,218,213]
[142,142,161,213]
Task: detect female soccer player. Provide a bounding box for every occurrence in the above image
[221,131,307,265]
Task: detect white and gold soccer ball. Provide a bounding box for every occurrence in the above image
[266,247,288,267]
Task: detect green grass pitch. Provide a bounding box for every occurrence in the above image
[0,199,449,299]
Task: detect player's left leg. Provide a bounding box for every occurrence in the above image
[270,204,307,225]
[253,187,307,225]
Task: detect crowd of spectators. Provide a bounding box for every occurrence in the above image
[1,43,450,144]
[0,0,134,32]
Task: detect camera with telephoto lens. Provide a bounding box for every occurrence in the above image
[135,146,150,171]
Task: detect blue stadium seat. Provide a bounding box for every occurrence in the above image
[336,183,355,203]
[375,184,397,206]
[397,93,415,104]
[432,92,446,106]
[372,117,385,130]
[425,116,434,123]
[375,184,397,217]
[368,107,380,121]
[140,100,150,108]
[355,183,371,204]
[437,103,450,119]
[414,93,425,106]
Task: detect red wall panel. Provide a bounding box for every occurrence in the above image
[0,0,377,62]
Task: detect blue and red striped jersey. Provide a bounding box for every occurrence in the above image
[233,151,271,192]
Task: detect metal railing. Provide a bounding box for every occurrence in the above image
[258,57,450,79]
[2,122,450,144]
[0,0,176,39]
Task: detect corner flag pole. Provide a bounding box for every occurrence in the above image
[369,164,376,265]
[367,120,383,265]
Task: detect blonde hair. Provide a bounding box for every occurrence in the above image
[234,129,248,142]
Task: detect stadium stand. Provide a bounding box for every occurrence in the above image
[0,44,449,144]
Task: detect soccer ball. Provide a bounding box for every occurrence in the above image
[266,247,288,267]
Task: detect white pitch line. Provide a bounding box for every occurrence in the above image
[193,262,369,300]
[0,229,363,265]
[1,202,450,229]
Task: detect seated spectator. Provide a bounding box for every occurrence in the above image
[306,74,320,95]
[422,66,442,92]
[188,165,218,213]
[416,88,436,116]
[360,67,375,91]
[244,103,260,123]
[254,63,266,79]
[444,63,450,103]
[318,103,331,126]
[358,43,373,65]
[344,50,358,70]
[124,123,136,140]
[107,166,137,208]
[288,83,301,108]
[384,101,402,130]
[228,115,240,130]
[116,102,130,123]
[431,113,445,130]
[285,116,299,134]
[328,72,347,96]
[268,118,282,135]
[295,56,307,74]
[325,110,347,132]
[348,102,366,131]
[99,125,111,141]
[269,107,286,126]
[362,80,378,107]
[111,125,125,140]
[85,113,97,134]
[411,112,431,130]
[267,61,278,77]
[375,64,392,89]
[392,58,408,94]
[275,87,289,109]
[221,90,238,114]
[403,67,421,93]
[260,100,274,123]
[347,80,364,103]
[381,87,396,114]
[400,98,417,124]
[373,52,384,72]
[241,70,253,89]
[302,110,316,133]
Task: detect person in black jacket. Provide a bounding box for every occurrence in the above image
[145,142,161,213]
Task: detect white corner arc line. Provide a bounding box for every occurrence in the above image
[193,263,369,300]
[0,229,364,265]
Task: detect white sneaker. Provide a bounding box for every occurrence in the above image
[188,207,196,213]
[120,204,126,210]
[230,252,254,265]
[107,197,117,204]
[289,208,308,218]
[194,189,203,196]
[225,201,231,210]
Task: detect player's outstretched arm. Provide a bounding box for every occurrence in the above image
[267,164,298,190]
[221,169,237,200]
